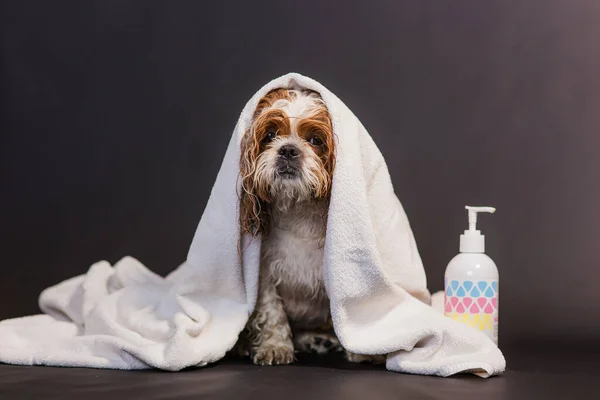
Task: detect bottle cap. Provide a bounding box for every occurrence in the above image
[460,206,496,253]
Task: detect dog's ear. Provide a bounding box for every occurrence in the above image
[238,127,268,237]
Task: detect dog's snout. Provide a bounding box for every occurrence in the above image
[278,144,300,159]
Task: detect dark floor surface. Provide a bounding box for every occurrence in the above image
[1,344,598,400]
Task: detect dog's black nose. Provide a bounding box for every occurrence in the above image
[278,144,300,159]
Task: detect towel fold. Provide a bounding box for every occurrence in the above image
[0,72,505,377]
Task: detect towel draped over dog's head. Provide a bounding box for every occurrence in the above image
[0,72,505,378]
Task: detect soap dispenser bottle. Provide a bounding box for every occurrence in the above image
[444,206,499,345]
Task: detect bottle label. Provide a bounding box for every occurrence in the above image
[444,278,499,345]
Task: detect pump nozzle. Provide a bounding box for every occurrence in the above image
[465,206,496,232]
[460,206,496,253]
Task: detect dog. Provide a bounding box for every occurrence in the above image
[235,88,386,366]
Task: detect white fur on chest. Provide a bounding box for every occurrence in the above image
[260,200,330,330]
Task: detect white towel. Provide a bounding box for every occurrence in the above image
[0,72,505,377]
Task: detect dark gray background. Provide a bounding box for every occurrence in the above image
[1,0,599,348]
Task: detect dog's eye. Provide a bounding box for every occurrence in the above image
[263,129,277,143]
[308,136,323,146]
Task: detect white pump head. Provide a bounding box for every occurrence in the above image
[460,206,496,253]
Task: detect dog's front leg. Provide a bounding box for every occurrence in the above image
[247,277,295,366]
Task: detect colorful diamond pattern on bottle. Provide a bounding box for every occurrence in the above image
[444,278,498,334]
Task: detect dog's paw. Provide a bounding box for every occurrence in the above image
[252,344,295,366]
[345,351,387,364]
[293,331,343,355]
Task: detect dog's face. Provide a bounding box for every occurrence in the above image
[239,88,335,235]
